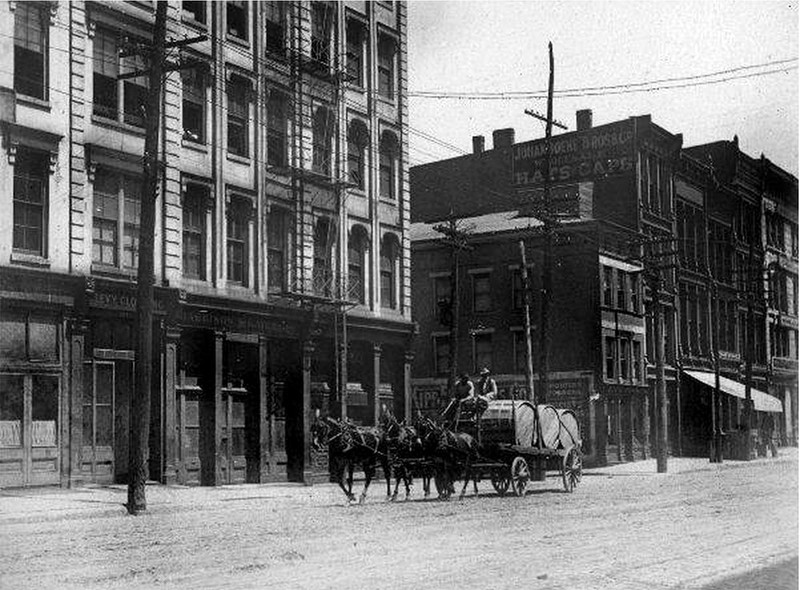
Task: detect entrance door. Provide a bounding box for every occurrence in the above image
[0,374,60,487]
[267,377,287,479]
[82,359,133,483]
[220,388,247,484]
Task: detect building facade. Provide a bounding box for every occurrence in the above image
[0,0,414,488]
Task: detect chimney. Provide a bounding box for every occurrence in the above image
[576,109,593,132]
[472,135,485,154]
[492,128,515,149]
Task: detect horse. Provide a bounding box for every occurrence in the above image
[416,416,480,500]
[380,412,431,501]
[311,416,391,504]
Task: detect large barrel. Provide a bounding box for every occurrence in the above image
[537,405,561,448]
[557,409,581,449]
[480,400,535,446]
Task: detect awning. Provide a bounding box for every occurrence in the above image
[684,370,783,413]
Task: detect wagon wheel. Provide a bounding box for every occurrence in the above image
[562,447,582,493]
[510,456,529,497]
[491,468,511,496]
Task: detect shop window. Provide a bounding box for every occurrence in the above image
[472,272,491,312]
[433,335,450,376]
[31,375,58,447]
[227,75,250,157]
[226,197,250,285]
[266,89,289,167]
[380,234,399,309]
[473,333,492,374]
[182,0,206,24]
[13,147,48,257]
[313,217,334,297]
[312,106,333,175]
[92,169,142,270]
[226,1,248,41]
[377,33,396,99]
[267,207,291,293]
[346,19,364,87]
[0,376,24,447]
[182,183,208,280]
[379,130,398,200]
[93,28,148,128]
[14,1,48,100]
[347,119,368,190]
[264,1,286,55]
[311,2,332,66]
[0,315,59,363]
[182,66,206,143]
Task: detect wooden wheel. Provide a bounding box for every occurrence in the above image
[511,456,529,497]
[562,447,582,493]
[491,468,511,496]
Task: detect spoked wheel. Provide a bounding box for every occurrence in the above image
[491,468,511,496]
[562,447,582,493]
[510,456,530,497]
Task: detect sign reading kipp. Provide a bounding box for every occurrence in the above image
[513,119,636,187]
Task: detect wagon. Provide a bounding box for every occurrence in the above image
[448,399,583,496]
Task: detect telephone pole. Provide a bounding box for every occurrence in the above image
[518,241,535,403]
[539,41,555,405]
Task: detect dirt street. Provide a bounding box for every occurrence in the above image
[0,452,796,590]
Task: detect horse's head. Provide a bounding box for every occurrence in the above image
[310,415,342,452]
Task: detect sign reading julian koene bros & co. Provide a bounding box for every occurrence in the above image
[512,119,636,188]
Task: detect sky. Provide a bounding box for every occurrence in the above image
[406,1,799,176]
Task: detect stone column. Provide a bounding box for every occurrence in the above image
[624,397,635,461]
[641,393,650,460]
[403,351,414,421]
[210,331,224,486]
[162,327,180,485]
[67,318,89,488]
[373,344,382,425]
[258,336,269,482]
[301,340,315,484]
[615,398,623,462]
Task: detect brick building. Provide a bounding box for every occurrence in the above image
[0,0,414,488]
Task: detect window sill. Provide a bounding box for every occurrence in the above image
[377,95,397,107]
[91,263,137,280]
[226,34,251,50]
[181,16,208,31]
[379,197,398,206]
[349,188,367,198]
[10,252,50,268]
[227,152,251,165]
[265,50,290,64]
[91,115,146,137]
[16,95,51,112]
[347,84,367,94]
[182,139,209,154]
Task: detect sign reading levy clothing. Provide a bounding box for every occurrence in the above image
[512,119,636,187]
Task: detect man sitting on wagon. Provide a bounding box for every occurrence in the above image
[477,367,498,402]
[441,373,474,424]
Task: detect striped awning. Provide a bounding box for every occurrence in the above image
[684,370,783,413]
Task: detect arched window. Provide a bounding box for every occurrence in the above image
[348,119,369,190]
[313,217,334,296]
[312,106,333,175]
[348,225,369,304]
[380,233,400,309]
[379,130,398,200]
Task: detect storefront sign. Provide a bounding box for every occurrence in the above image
[182,308,299,338]
[513,120,635,187]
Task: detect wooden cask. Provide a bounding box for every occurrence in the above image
[480,400,535,447]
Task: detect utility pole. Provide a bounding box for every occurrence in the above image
[433,217,471,395]
[122,3,206,514]
[518,241,535,403]
[539,41,555,406]
[709,273,723,463]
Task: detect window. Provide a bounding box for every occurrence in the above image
[790,222,798,258]
[266,89,289,167]
[473,333,492,374]
[312,106,333,175]
[602,266,613,307]
[619,337,630,380]
[93,28,148,128]
[511,268,524,310]
[227,75,250,157]
[92,169,141,270]
[616,270,627,311]
[226,198,250,285]
[377,34,396,99]
[647,154,659,214]
[347,120,368,190]
[632,340,642,383]
[182,1,206,24]
[433,336,450,376]
[14,2,47,100]
[766,211,785,252]
[348,228,368,304]
[182,183,208,280]
[630,273,640,313]
[472,272,491,312]
[379,131,398,200]
[182,66,206,143]
[434,275,451,325]
[709,221,733,284]
[311,2,332,66]
[267,208,291,292]
[380,235,399,309]
[264,1,286,55]
[313,218,333,297]
[604,336,616,379]
[13,148,48,256]
[346,20,364,87]
[227,1,248,41]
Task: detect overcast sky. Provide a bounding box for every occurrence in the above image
[407,1,798,176]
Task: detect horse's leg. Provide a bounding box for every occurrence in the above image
[459,460,472,500]
[383,457,392,499]
[360,463,375,504]
[346,462,356,503]
[336,459,355,503]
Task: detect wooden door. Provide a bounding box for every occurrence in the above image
[267,378,287,479]
[220,389,247,484]
[178,387,202,484]
[82,361,115,482]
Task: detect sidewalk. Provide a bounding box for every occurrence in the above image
[0,447,795,524]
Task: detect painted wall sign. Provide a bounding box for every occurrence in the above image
[513,120,636,187]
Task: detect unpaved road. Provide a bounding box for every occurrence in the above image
[0,452,796,590]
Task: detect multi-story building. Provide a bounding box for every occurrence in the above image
[0,0,414,489]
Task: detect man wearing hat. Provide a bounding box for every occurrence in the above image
[477,367,498,402]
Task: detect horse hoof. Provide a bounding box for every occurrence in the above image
[390,494,397,502]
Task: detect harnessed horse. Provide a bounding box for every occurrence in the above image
[381,413,432,501]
